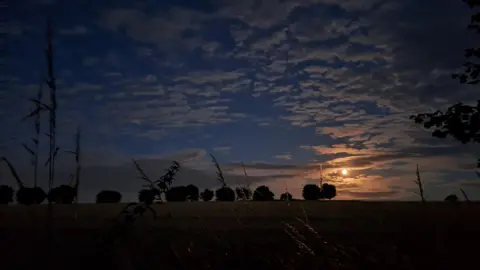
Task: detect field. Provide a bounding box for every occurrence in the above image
[1,201,479,270]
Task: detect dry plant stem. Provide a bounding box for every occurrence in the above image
[1,157,25,188]
[283,222,315,256]
[241,161,250,191]
[460,188,470,202]
[45,18,58,255]
[210,153,226,187]
[320,164,323,186]
[67,127,81,220]
[33,80,43,188]
[132,158,155,188]
[413,164,426,203]
[21,77,45,189]
[75,129,81,219]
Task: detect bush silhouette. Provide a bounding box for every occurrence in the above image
[235,187,252,200]
[280,192,293,201]
[0,185,14,204]
[185,184,199,201]
[96,190,122,203]
[444,194,459,202]
[201,189,214,201]
[302,184,321,200]
[253,185,275,201]
[16,187,46,205]
[138,188,160,204]
[166,186,188,201]
[48,185,75,204]
[321,183,337,200]
[215,186,235,201]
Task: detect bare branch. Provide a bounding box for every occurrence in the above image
[413,164,426,203]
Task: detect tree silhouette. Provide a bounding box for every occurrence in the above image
[302,184,322,200]
[0,185,14,204]
[235,186,252,200]
[280,192,293,201]
[1,156,46,204]
[185,184,199,201]
[166,186,188,202]
[201,188,214,201]
[253,185,275,201]
[96,190,122,203]
[47,185,75,204]
[444,194,459,202]
[16,187,46,205]
[452,0,480,85]
[411,101,480,145]
[138,188,160,205]
[321,183,337,200]
[215,186,235,201]
[411,0,480,167]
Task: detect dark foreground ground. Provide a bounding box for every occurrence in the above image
[1,201,479,270]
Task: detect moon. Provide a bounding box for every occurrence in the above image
[341,169,348,176]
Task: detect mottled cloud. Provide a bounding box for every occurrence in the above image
[274,154,292,160]
[3,0,479,201]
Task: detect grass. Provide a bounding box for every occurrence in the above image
[1,201,479,270]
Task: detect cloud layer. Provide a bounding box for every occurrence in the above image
[2,0,479,201]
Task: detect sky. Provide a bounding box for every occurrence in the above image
[1,0,479,202]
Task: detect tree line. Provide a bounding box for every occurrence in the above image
[0,181,337,204]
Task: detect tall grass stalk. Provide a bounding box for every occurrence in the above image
[240,161,252,199]
[319,164,323,186]
[241,161,250,190]
[413,164,426,203]
[132,158,155,188]
[43,19,58,255]
[460,188,470,202]
[45,19,58,196]
[0,157,24,188]
[210,153,226,187]
[22,79,44,188]
[66,127,81,219]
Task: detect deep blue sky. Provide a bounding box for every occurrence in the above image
[1,0,479,201]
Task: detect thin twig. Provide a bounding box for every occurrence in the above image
[413,164,426,203]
